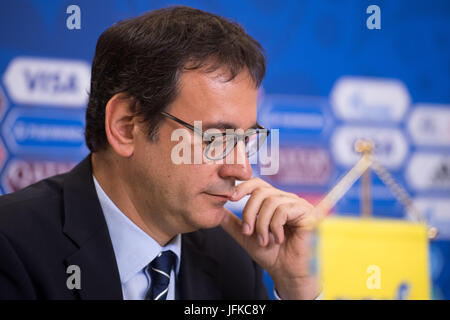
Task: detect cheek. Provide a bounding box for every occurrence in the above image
[166,165,221,210]
[169,164,210,191]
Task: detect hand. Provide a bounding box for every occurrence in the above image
[220,178,320,300]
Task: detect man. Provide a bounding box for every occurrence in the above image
[0,6,320,299]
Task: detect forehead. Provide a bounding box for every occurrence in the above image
[167,68,258,130]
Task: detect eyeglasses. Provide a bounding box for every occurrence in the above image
[160,111,270,161]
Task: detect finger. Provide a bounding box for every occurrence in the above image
[220,208,246,248]
[240,187,276,236]
[269,204,290,245]
[233,181,298,203]
[286,200,315,229]
[268,232,277,246]
[268,200,315,243]
[254,196,285,246]
[231,177,271,201]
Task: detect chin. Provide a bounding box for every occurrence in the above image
[191,206,226,230]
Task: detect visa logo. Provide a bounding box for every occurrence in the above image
[3,57,90,107]
[24,70,78,94]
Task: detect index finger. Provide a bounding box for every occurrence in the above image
[231,178,271,201]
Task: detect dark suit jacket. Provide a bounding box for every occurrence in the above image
[0,155,269,300]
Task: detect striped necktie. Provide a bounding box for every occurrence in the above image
[146,250,176,300]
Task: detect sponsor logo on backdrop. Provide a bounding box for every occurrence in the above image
[0,86,8,121]
[414,198,450,240]
[407,105,450,147]
[330,77,410,122]
[331,126,408,169]
[259,95,332,138]
[2,159,76,193]
[2,107,86,155]
[3,57,90,107]
[406,153,450,191]
[264,147,332,186]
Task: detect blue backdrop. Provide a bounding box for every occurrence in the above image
[0,0,449,299]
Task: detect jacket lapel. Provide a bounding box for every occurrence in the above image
[62,155,123,300]
[178,230,221,299]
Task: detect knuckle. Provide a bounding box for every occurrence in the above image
[252,187,270,200]
[276,205,289,217]
[264,196,279,208]
[269,219,280,230]
[254,186,267,194]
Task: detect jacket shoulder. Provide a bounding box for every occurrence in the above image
[0,173,67,235]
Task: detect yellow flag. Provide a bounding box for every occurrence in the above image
[318,217,430,299]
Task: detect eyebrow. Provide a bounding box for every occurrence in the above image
[202,121,260,131]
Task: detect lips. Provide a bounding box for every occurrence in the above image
[204,193,232,201]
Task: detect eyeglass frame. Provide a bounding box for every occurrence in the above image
[160,111,270,160]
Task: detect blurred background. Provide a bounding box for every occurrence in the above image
[0,0,449,299]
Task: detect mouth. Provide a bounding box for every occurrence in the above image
[204,192,232,202]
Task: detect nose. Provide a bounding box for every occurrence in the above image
[218,140,253,181]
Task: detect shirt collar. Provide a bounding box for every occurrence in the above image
[92,175,181,284]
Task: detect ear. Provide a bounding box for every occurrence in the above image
[104,93,137,158]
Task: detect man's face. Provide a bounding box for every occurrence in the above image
[129,68,258,234]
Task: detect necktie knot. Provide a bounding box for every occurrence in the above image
[146,250,176,300]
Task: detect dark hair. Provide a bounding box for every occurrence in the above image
[85,5,266,152]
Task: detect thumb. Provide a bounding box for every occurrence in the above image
[220,208,246,248]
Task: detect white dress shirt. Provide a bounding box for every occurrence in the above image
[93,175,181,300]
